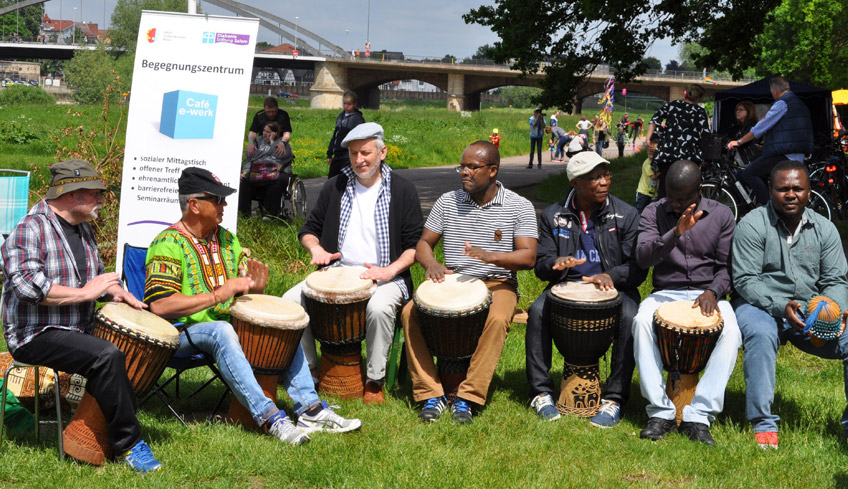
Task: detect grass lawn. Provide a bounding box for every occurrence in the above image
[2,105,848,487]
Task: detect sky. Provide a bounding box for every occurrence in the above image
[42,0,679,63]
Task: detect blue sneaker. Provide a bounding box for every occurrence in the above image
[418,396,448,422]
[119,440,163,474]
[451,397,473,424]
[589,399,622,428]
[530,393,561,421]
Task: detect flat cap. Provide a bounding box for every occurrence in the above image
[341,122,384,148]
[46,159,106,200]
[566,151,610,182]
[178,167,236,196]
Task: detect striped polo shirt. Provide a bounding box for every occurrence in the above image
[426,182,538,283]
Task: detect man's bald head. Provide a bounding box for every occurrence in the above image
[462,141,500,168]
[666,160,701,194]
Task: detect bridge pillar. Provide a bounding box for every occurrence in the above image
[446,73,465,111]
[309,61,346,109]
[668,85,686,102]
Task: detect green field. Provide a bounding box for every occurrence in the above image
[2,104,848,488]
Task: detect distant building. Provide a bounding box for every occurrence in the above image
[41,14,106,44]
[380,79,441,93]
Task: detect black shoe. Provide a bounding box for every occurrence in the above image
[526,164,534,169]
[678,421,716,446]
[537,164,542,169]
[639,417,677,440]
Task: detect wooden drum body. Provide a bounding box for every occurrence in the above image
[301,267,375,399]
[653,300,723,424]
[63,303,179,465]
[548,282,620,417]
[414,274,492,399]
[225,295,309,427]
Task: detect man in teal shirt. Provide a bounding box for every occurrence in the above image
[732,160,848,450]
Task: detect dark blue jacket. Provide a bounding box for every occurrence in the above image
[762,91,813,158]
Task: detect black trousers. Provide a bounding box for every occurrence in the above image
[328,155,350,179]
[529,138,543,165]
[525,288,639,405]
[13,329,141,453]
[238,175,288,217]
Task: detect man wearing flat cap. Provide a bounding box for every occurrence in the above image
[283,122,424,404]
[525,151,645,427]
[1,160,163,473]
[145,167,361,445]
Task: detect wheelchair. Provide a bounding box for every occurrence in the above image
[248,173,307,221]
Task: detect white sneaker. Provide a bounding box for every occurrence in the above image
[297,402,362,433]
[268,415,310,445]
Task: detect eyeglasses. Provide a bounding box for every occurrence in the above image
[194,195,226,205]
[455,164,495,173]
[580,172,613,183]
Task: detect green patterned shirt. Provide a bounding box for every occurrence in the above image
[144,225,246,325]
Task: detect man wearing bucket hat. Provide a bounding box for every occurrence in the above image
[145,167,361,445]
[1,159,163,473]
[525,151,645,427]
[283,122,424,404]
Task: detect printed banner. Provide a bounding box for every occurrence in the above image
[115,11,258,275]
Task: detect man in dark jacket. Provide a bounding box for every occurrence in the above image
[283,122,424,404]
[326,90,366,178]
[727,76,813,205]
[525,151,646,427]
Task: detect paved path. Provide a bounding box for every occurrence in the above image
[302,140,643,217]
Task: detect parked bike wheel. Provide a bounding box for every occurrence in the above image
[808,189,835,222]
[701,182,739,221]
[280,175,307,221]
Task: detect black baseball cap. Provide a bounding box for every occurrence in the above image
[178,167,236,196]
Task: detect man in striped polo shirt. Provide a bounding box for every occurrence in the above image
[402,141,538,424]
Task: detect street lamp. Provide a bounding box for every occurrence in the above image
[294,16,299,53]
[345,29,349,51]
[72,7,76,45]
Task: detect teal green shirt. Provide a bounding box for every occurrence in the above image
[731,204,848,318]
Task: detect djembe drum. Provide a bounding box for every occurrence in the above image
[302,267,376,399]
[414,274,492,399]
[225,295,309,427]
[654,301,724,424]
[548,281,620,417]
[63,303,179,465]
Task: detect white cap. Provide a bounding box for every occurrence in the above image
[566,151,610,181]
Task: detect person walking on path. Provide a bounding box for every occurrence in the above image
[527,109,546,169]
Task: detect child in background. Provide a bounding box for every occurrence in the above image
[635,139,659,213]
[548,136,556,160]
[489,128,501,148]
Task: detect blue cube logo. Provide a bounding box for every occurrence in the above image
[159,90,218,139]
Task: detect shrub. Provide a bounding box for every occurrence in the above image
[0,85,54,105]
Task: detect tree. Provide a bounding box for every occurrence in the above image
[463,0,783,109]
[643,56,662,72]
[0,1,42,41]
[755,0,848,89]
[501,86,542,108]
[65,46,125,104]
[471,44,496,60]
[665,60,682,73]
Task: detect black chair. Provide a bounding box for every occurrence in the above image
[121,243,230,425]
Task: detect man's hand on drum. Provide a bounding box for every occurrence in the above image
[693,290,718,316]
[424,263,452,283]
[308,246,341,266]
[462,241,493,264]
[361,263,395,282]
[784,301,807,332]
[582,273,614,291]
[552,256,586,270]
[241,258,270,293]
[82,272,122,302]
[107,285,147,310]
[217,276,254,303]
[674,204,704,237]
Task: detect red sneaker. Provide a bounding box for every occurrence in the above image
[755,431,779,449]
[363,381,385,405]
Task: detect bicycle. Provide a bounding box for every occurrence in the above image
[807,138,848,220]
[250,173,308,221]
[699,137,834,222]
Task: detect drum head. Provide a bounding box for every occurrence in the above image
[305,267,372,294]
[230,294,309,330]
[550,281,619,303]
[655,301,722,331]
[414,274,490,313]
[98,302,180,344]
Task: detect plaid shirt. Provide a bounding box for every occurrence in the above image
[338,163,408,298]
[1,199,104,353]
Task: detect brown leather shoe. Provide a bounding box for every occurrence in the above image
[363,381,385,405]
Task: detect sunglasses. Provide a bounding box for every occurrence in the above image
[194,195,226,205]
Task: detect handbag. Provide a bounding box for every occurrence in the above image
[248,161,280,184]
[603,139,610,149]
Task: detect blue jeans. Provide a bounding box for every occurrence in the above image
[735,303,848,433]
[635,192,653,214]
[179,321,320,426]
[595,141,604,155]
[632,289,741,426]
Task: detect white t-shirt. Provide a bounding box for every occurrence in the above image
[550,114,558,127]
[340,179,381,267]
[576,120,592,131]
[568,136,585,152]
